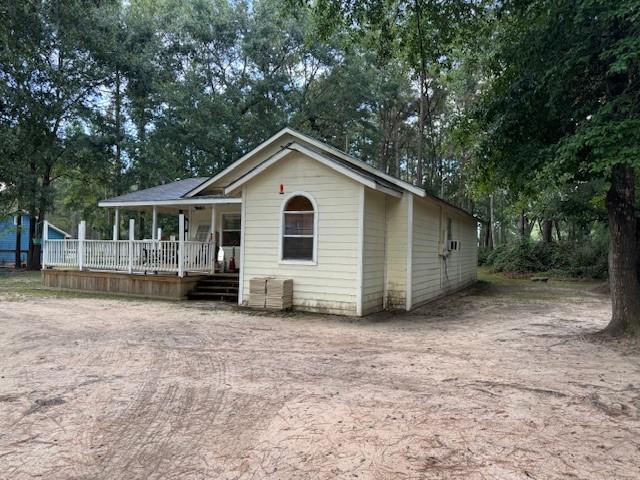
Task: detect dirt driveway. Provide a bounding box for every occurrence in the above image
[0,272,639,479]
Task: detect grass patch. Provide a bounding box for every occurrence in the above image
[0,269,165,303]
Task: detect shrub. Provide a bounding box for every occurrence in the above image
[482,238,608,279]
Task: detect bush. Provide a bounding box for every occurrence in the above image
[482,238,608,279]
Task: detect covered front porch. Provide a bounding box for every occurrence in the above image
[42,198,241,277]
[41,191,242,300]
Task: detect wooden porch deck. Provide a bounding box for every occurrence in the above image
[42,269,238,301]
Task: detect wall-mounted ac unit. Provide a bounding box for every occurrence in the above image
[447,240,459,251]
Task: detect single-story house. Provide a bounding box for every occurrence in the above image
[42,128,477,315]
[1,215,69,267]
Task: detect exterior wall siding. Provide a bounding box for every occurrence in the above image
[411,198,477,306]
[384,194,410,308]
[362,189,386,315]
[241,152,361,315]
[0,216,66,265]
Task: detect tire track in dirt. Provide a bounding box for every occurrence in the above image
[69,334,229,480]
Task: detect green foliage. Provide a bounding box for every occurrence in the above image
[481,236,608,280]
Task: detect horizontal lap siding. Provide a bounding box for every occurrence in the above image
[362,189,386,315]
[442,212,477,290]
[384,194,409,308]
[412,200,442,304]
[411,198,478,306]
[242,153,360,315]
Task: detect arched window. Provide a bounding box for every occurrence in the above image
[282,194,316,262]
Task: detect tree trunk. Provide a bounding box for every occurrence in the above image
[541,219,553,243]
[414,0,426,188]
[14,213,22,268]
[518,210,526,239]
[555,220,562,242]
[115,69,122,172]
[489,194,495,249]
[604,165,640,336]
[27,214,37,270]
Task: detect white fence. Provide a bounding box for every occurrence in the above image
[43,216,213,276]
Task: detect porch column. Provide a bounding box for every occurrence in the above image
[209,206,216,274]
[128,218,135,274]
[151,206,158,240]
[78,220,86,271]
[113,208,120,241]
[178,213,185,277]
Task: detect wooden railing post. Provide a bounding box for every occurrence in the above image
[78,220,86,271]
[42,220,49,269]
[128,218,135,274]
[113,208,119,241]
[178,213,185,277]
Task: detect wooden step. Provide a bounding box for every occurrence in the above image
[187,291,238,300]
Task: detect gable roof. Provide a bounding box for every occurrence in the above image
[186,127,426,198]
[96,128,476,221]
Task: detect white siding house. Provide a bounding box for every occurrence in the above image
[44,127,477,315]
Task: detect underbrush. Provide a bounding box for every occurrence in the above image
[478,238,608,279]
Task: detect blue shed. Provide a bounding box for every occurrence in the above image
[0,215,70,266]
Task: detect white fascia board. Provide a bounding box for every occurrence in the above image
[374,184,402,198]
[97,197,242,208]
[224,143,378,194]
[185,128,292,197]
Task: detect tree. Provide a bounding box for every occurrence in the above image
[0,0,108,268]
[474,1,640,335]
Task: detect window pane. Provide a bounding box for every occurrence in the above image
[283,237,313,260]
[222,231,241,246]
[285,196,313,211]
[285,213,313,235]
[195,224,210,242]
[223,214,241,230]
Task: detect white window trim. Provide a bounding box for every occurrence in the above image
[279,191,318,265]
[221,213,241,247]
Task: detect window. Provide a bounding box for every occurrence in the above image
[222,214,241,246]
[282,194,315,261]
[194,224,210,242]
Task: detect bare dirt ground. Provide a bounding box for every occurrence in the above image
[0,271,639,480]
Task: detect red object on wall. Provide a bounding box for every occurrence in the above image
[279,184,284,194]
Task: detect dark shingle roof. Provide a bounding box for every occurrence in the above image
[101,178,210,203]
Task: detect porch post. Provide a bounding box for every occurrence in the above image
[113,208,120,241]
[152,206,157,240]
[42,220,48,269]
[209,206,216,274]
[178,213,185,277]
[128,218,134,274]
[78,220,86,271]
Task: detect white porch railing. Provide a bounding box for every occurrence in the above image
[42,215,213,276]
[44,239,213,275]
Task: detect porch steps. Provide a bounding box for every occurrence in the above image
[187,273,239,302]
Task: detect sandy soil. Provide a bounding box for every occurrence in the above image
[0,275,639,479]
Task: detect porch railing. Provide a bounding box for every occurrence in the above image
[42,216,213,276]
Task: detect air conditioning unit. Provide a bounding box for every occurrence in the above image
[447,240,459,251]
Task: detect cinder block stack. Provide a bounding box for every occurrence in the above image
[265,278,293,310]
[248,277,268,308]
[248,277,293,310]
